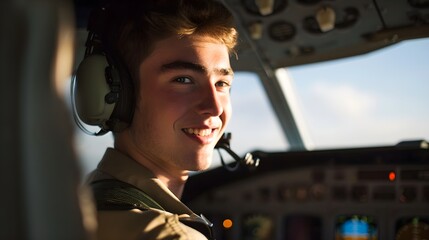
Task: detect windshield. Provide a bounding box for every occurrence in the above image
[288,38,429,149]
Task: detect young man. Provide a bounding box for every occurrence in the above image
[80,0,238,239]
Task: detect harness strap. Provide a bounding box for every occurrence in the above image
[90,179,214,239]
[91,179,164,211]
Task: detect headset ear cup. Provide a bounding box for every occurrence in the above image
[75,55,116,128]
[107,68,134,132]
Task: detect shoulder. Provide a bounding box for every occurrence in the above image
[96,208,208,240]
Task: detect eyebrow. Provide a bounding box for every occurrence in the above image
[161,60,234,76]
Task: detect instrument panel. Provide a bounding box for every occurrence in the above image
[225,0,429,70]
[183,141,429,239]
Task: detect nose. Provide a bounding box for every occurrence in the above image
[197,85,223,116]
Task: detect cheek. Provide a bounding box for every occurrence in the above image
[222,97,233,125]
[144,93,188,126]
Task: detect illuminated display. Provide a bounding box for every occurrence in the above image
[335,215,377,240]
[396,217,429,240]
[242,213,274,240]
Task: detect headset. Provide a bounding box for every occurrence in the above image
[215,133,260,171]
[71,2,134,135]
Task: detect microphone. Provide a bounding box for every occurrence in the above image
[215,133,260,171]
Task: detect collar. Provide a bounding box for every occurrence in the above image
[93,148,196,216]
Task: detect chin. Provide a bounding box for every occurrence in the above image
[190,153,213,171]
[180,148,214,171]
[191,159,212,171]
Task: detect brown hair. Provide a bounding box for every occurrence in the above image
[101,0,238,85]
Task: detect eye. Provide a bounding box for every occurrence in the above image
[216,81,230,87]
[175,77,193,84]
[215,80,232,91]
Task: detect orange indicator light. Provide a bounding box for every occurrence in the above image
[223,219,233,229]
[389,171,396,181]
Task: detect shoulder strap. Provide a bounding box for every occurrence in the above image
[90,178,214,239]
[90,179,165,211]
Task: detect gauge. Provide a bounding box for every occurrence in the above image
[242,213,274,240]
[242,0,287,16]
[303,7,359,34]
[396,217,429,240]
[335,215,378,240]
[268,21,296,42]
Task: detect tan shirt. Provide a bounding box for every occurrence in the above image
[87,148,209,240]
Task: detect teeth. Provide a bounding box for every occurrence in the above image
[184,128,212,137]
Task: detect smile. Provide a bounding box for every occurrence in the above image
[183,128,213,137]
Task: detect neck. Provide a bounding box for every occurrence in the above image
[135,154,189,198]
[157,174,188,198]
[114,131,190,199]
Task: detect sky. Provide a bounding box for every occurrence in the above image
[71,38,429,175]
[289,38,429,148]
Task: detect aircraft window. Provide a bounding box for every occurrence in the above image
[288,38,429,149]
[73,129,113,175]
[221,72,288,164]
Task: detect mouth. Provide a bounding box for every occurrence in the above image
[183,128,213,137]
[182,127,218,144]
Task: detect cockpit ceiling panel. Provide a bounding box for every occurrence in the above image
[225,0,429,70]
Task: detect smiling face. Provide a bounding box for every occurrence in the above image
[123,35,233,173]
